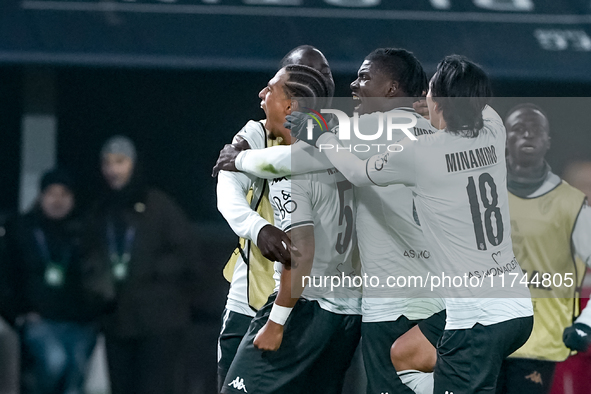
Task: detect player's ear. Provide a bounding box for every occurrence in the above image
[433,99,443,114]
[386,81,399,97]
[545,134,551,150]
[289,98,300,113]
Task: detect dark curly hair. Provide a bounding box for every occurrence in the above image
[365,48,427,98]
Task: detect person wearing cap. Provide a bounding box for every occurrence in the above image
[1,168,99,394]
[82,136,201,394]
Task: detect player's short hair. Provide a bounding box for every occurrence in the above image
[365,48,427,98]
[430,55,492,137]
[283,64,331,111]
[505,103,549,129]
[280,45,335,99]
[280,45,318,67]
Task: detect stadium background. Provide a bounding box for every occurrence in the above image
[0,0,590,393]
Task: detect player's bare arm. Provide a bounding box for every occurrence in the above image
[253,225,314,351]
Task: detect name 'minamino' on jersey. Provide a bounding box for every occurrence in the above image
[445,145,498,173]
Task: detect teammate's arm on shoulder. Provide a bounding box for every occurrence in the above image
[254,227,314,351]
[237,145,293,179]
[366,137,417,187]
[317,133,374,187]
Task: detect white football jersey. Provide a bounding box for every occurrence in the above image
[344,109,444,322]
[365,106,533,329]
[269,169,362,315]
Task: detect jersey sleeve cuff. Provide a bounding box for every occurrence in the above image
[235,150,246,172]
[284,220,314,233]
[250,217,271,245]
[576,305,591,327]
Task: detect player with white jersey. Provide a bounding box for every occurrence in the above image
[290,55,534,394]
[214,48,445,394]
[214,46,335,391]
[222,65,361,394]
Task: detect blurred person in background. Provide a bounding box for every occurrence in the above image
[82,136,200,394]
[550,160,591,394]
[494,104,591,394]
[0,169,98,394]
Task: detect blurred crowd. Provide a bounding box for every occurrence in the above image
[0,136,216,394]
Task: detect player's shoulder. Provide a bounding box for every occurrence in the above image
[235,120,267,149]
[557,179,587,201]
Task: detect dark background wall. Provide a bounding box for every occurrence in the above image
[2,66,591,220]
[0,67,22,216]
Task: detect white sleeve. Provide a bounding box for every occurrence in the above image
[216,171,270,243]
[235,141,333,179]
[572,201,591,268]
[482,105,503,125]
[365,137,417,187]
[576,300,591,327]
[316,133,374,187]
[215,120,273,243]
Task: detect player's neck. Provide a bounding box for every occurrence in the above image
[507,158,547,181]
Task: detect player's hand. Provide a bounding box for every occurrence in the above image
[563,323,591,352]
[253,320,284,351]
[413,99,429,120]
[212,139,251,177]
[284,111,329,148]
[257,225,292,267]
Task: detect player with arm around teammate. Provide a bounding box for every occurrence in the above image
[215,46,335,391]
[214,48,446,394]
[290,55,534,394]
[222,64,361,394]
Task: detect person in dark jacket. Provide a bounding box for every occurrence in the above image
[2,169,98,394]
[83,136,200,394]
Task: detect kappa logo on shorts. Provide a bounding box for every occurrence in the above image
[576,328,589,337]
[228,376,248,392]
[445,391,454,394]
[525,371,543,385]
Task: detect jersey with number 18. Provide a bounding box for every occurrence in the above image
[365,106,533,330]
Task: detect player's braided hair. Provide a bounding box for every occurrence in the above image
[365,48,427,98]
[283,64,331,111]
[430,55,492,138]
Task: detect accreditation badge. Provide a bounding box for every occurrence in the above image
[45,263,65,287]
[111,253,131,281]
[112,263,128,281]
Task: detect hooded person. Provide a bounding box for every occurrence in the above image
[82,135,201,394]
[2,168,98,394]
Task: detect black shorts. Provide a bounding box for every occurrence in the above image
[361,317,419,394]
[496,358,557,394]
[217,309,253,392]
[434,316,534,394]
[417,309,446,348]
[221,294,361,394]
